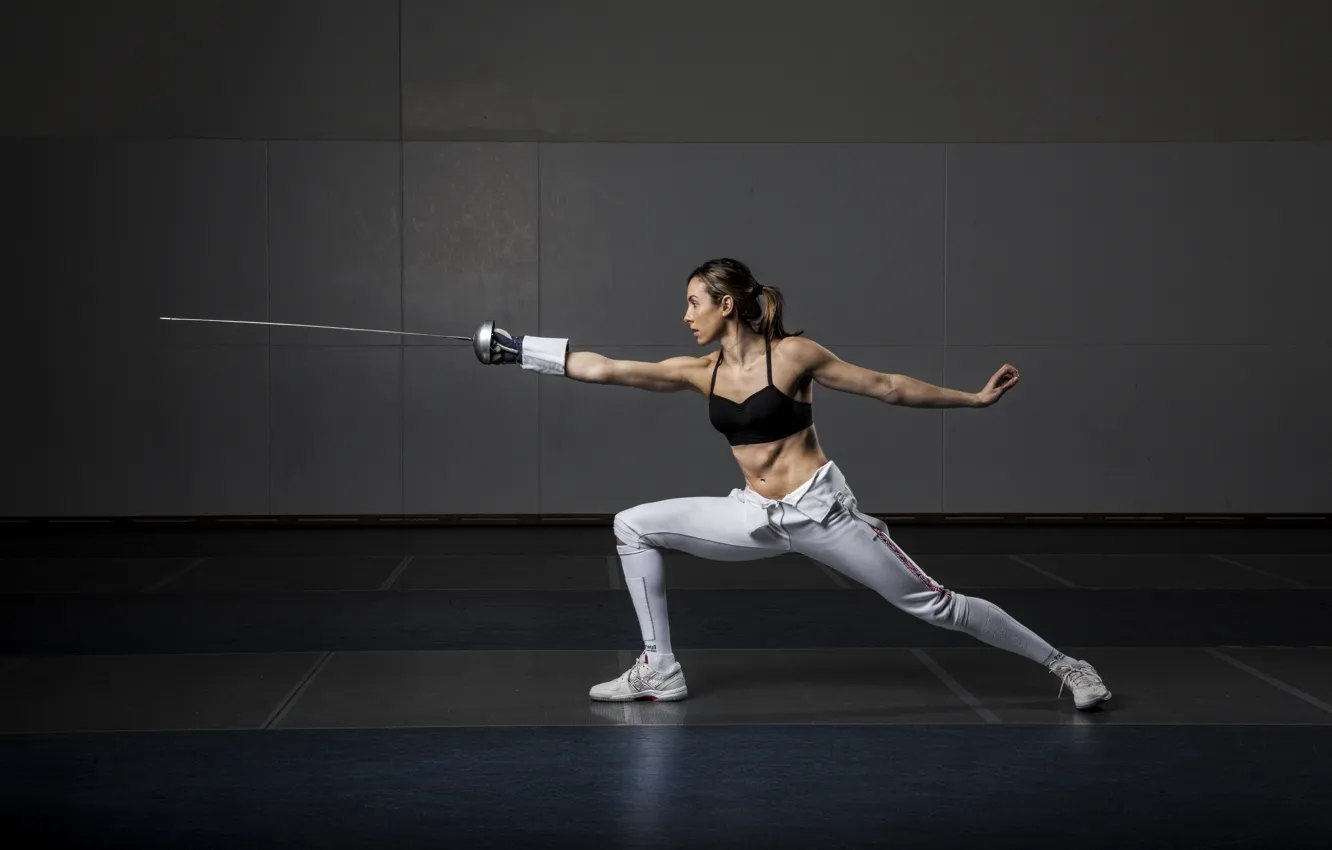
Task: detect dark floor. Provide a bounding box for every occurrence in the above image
[2,523,1331,847]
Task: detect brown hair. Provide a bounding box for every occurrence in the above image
[688,258,802,341]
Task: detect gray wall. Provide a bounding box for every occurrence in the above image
[3,0,1330,517]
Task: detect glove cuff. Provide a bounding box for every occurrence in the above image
[519,335,568,376]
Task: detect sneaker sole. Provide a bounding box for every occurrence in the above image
[590,687,688,703]
[1075,690,1112,710]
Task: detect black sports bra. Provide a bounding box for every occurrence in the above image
[708,337,814,446]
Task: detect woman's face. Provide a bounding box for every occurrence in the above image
[683,277,731,345]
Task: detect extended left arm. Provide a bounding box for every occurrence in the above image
[799,338,1009,409]
[881,374,980,408]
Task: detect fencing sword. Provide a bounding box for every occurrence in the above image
[158,317,507,363]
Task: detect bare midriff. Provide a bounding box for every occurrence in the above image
[729,424,829,501]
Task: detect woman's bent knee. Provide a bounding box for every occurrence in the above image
[612,511,643,551]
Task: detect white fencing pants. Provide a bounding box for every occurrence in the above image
[612,461,1061,667]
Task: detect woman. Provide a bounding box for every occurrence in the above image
[485,257,1111,711]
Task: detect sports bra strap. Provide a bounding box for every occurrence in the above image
[709,339,775,394]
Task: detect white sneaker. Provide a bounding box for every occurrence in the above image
[589,653,688,702]
[1050,657,1111,710]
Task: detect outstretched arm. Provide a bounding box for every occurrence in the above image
[566,352,700,392]
[795,338,1016,408]
[476,325,700,393]
[881,374,982,408]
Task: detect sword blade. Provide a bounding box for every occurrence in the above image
[159,317,472,340]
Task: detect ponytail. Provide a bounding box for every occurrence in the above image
[757,284,802,341]
[689,257,802,341]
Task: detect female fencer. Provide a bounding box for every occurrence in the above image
[483,257,1111,711]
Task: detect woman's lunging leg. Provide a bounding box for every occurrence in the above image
[611,494,785,671]
[590,494,787,701]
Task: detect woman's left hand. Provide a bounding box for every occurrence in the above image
[975,364,1020,407]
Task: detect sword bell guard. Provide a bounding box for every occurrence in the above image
[473,320,496,364]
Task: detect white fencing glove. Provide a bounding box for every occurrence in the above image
[477,323,568,376]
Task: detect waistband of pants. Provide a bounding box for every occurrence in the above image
[734,460,852,533]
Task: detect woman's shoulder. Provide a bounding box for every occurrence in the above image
[774,334,821,360]
[774,335,834,375]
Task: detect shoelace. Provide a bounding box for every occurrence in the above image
[626,656,657,691]
[1052,663,1097,700]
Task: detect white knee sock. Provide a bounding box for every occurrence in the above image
[617,545,676,672]
[953,593,1063,668]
